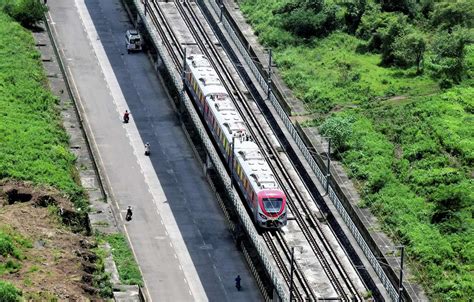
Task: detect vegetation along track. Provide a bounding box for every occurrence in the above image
[148,0,363,300]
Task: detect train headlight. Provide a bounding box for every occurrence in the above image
[259,213,267,220]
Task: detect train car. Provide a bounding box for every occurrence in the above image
[184,54,287,228]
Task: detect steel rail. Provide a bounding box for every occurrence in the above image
[174,2,362,301]
[171,2,317,300]
[180,2,363,300]
[174,1,362,300]
[147,1,360,300]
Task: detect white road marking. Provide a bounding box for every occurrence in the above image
[47,6,151,302]
[71,0,208,299]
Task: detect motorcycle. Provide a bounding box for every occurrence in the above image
[126,207,133,221]
[144,143,150,156]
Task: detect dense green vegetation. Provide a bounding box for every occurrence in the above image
[0,227,31,301]
[0,227,31,276]
[0,0,47,28]
[240,0,473,300]
[0,281,22,302]
[0,12,86,210]
[98,233,143,286]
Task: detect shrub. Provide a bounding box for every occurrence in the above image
[0,281,21,302]
[0,236,15,257]
[319,114,354,152]
[275,0,339,39]
[430,183,471,232]
[1,0,48,28]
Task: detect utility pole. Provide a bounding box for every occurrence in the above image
[398,246,405,302]
[144,0,148,16]
[267,49,272,100]
[289,247,295,301]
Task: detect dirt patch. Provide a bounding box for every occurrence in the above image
[0,181,103,300]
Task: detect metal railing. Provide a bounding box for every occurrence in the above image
[132,0,289,300]
[207,1,399,300]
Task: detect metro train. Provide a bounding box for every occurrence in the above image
[184,54,287,229]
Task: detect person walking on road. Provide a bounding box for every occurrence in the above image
[235,275,241,291]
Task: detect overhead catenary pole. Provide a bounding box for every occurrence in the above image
[219,0,224,22]
[178,48,187,122]
[325,138,331,194]
[289,247,295,302]
[230,135,236,189]
[398,246,405,302]
[267,49,272,100]
[144,0,148,16]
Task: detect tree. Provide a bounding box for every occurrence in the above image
[379,14,409,65]
[393,31,426,73]
[431,1,474,30]
[378,0,416,17]
[344,0,367,34]
[12,0,48,28]
[429,28,471,84]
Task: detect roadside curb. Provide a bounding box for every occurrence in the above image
[38,14,145,301]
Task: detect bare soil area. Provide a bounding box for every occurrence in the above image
[0,181,103,300]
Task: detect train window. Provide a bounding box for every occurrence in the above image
[262,198,283,213]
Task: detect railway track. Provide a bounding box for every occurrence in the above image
[146,1,363,300]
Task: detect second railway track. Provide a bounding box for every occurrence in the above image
[146,1,366,300]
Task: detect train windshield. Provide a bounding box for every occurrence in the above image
[263,198,283,213]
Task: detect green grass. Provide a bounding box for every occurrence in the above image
[275,33,439,113]
[97,233,143,286]
[0,226,31,275]
[0,12,86,209]
[0,280,22,302]
[240,0,473,300]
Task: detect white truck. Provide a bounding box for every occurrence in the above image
[125,29,142,53]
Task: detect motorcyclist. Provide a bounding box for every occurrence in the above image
[123,110,130,123]
[144,142,150,156]
[126,206,133,221]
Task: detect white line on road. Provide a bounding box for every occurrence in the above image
[47,8,155,302]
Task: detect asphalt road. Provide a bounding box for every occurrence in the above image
[46,0,261,300]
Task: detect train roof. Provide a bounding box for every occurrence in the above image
[208,96,247,137]
[235,141,279,192]
[187,53,280,194]
[186,54,227,97]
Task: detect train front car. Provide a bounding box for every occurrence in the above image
[234,141,287,229]
[258,189,287,228]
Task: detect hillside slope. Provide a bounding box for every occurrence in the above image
[239,0,473,300]
[0,11,105,299]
